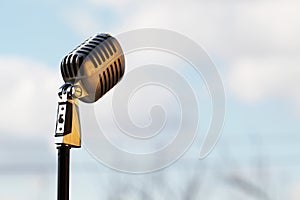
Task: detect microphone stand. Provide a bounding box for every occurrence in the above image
[54,84,81,200]
[57,144,71,200]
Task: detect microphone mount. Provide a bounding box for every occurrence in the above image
[55,83,81,148]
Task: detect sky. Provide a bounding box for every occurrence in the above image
[0,0,300,199]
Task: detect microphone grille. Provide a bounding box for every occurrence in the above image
[60,33,125,103]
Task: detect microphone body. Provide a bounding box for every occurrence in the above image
[61,33,125,103]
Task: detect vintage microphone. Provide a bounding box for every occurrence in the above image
[54,33,125,200]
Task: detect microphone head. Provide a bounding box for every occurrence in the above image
[61,33,125,103]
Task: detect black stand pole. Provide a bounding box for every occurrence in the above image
[57,145,71,200]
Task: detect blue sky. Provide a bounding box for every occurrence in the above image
[0,0,300,199]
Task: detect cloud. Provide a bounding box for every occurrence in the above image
[0,56,61,137]
[227,57,300,109]
[290,182,300,200]
[61,0,300,60]
[109,0,300,111]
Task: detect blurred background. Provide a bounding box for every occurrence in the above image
[1,0,300,199]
